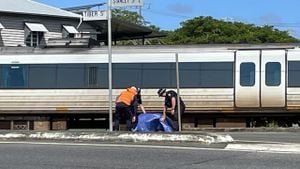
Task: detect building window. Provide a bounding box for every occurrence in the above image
[68,34,75,38]
[24,23,48,47]
[25,32,44,47]
[266,62,281,86]
[240,62,255,86]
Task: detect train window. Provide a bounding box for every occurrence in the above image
[179,63,200,87]
[97,64,108,88]
[57,64,85,88]
[240,62,255,86]
[113,63,142,88]
[288,61,300,87]
[0,64,109,89]
[112,63,175,89]
[179,62,233,88]
[142,63,176,88]
[266,62,281,86]
[2,65,27,88]
[28,65,56,88]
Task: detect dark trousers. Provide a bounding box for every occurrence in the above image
[167,105,186,131]
[114,102,133,131]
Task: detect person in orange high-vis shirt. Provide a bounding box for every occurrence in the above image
[114,86,138,131]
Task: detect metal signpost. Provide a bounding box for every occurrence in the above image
[107,0,113,131]
[107,0,143,131]
[175,53,182,132]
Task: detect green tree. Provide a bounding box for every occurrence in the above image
[163,16,299,44]
[112,9,145,25]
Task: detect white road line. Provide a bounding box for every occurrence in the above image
[234,139,296,144]
[225,143,300,154]
[0,141,300,154]
[0,141,220,151]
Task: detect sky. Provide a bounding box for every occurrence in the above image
[36,0,300,38]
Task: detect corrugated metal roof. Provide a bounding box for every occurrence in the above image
[0,0,81,19]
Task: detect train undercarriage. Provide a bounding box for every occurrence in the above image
[0,111,299,131]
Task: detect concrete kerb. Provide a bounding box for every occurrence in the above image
[0,130,234,144]
[183,127,300,132]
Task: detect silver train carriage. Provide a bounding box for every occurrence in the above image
[0,44,300,129]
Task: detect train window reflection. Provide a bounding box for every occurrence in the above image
[28,65,56,88]
[240,62,255,86]
[2,65,27,88]
[179,62,233,88]
[113,63,142,88]
[112,63,176,88]
[266,62,281,86]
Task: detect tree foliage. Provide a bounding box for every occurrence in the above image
[112,10,299,45]
[112,9,161,32]
[163,16,299,44]
[112,9,145,25]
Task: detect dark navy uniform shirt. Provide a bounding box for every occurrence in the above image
[164,90,185,108]
[137,93,142,105]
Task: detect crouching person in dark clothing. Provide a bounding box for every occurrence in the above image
[157,88,186,131]
[114,86,138,131]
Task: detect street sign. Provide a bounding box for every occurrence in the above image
[82,10,107,21]
[111,0,143,7]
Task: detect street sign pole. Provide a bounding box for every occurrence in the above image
[175,53,181,132]
[107,0,113,132]
[107,0,143,132]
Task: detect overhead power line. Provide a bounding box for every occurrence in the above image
[143,9,192,19]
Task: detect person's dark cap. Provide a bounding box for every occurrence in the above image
[137,87,141,94]
[157,88,166,96]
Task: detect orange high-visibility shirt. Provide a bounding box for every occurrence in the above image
[116,88,137,106]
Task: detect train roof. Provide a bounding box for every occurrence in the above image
[1,43,300,55]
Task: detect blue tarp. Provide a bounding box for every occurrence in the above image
[133,113,174,132]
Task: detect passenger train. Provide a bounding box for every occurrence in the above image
[0,44,300,130]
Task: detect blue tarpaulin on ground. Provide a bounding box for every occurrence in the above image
[133,113,173,132]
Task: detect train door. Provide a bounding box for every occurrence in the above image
[260,50,286,107]
[235,50,286,108]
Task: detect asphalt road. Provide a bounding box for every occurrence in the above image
[0,142,299,169]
